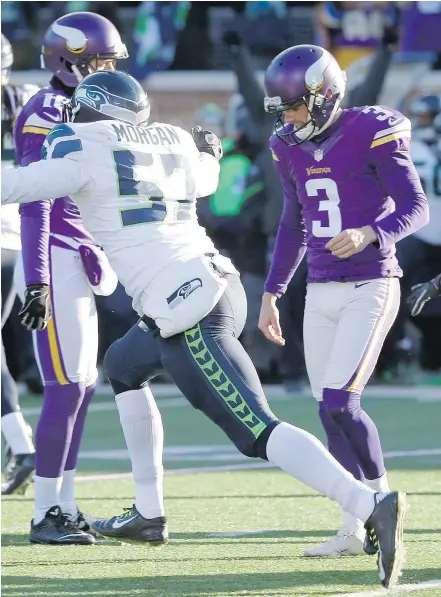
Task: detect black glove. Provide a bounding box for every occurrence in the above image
[191,126,223,161]
[19,284,52,331]
[406,274,441,317]
[222,30,241,48]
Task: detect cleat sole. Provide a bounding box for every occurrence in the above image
[381,491,407,588]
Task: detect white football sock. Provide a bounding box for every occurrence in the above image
[342,510,365,536]
[59,469,77,517]
[33,475,63,524]
[1,412,34,455]
[116,387,164,519]
[266,422,375,523]
[365,472,390,493]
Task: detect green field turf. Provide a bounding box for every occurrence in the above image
[2,390,441,597]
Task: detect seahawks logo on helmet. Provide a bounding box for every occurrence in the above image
[72,71,151,126]
[74,85,109,111]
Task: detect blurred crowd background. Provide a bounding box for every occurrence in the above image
[2,0,441,394]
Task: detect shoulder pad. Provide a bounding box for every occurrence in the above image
[42,124,83,161]
[19,84,40,106]
[22,90,68,135]
[269,133,286,162]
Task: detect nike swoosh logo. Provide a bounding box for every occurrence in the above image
[355,282,370,289]
[112,515,138,529]
[388,116,403,127]
[42,112,61,122]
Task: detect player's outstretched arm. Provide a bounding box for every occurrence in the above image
[1,159,91,207]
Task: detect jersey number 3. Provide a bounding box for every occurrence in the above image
[306,178,342,238]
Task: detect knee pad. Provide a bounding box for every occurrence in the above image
[322,388,362,422]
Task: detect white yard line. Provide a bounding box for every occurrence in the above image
[20,384,441,416]
[207,529,274,538]
[75,461,273,482]
[331,579,441,597]
[77,445,441,462]
[74,447,441,482]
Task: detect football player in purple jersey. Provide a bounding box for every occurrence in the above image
[1,33,37,496]
[13,12,122,545]
[3,69,409,588]
[259,44,429,556]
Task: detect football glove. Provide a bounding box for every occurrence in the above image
[222,31,241,48]
[407,273,441,316]
[191,126,223,161]
[19,284,52,331]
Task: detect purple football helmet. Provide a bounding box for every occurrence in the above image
[264,44,346,145]
[41,12,128,88]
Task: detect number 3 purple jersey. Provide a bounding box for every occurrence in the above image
[13,85,93,286]
[265,105,429,296]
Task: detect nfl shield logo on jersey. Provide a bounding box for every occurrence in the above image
[314,149,324,162]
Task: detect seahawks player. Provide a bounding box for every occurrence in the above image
[3,69,407,589]
[12,12,121,545]
[1,33,37,495]
[259,45,428,557]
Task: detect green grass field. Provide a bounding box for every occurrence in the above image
[2,389,441,597]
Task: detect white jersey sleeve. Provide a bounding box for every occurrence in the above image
[2,124,93,206]
[175,127,220,198]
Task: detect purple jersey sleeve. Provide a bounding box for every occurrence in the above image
[14,89,63,286]
[367,131,429,249]
[264,140,307,297]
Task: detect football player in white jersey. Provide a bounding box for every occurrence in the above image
[2,70,406,589]
[1,33,38,495]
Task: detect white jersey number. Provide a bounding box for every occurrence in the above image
[307,178,342,238]
[114,150,190,227]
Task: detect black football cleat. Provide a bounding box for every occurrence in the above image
[30,506,95,545]
[364,491,406,588]
[92,505,168,545]
[1,453,35,495]
[69,510,104,538]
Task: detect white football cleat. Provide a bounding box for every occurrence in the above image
[304,528,366,557]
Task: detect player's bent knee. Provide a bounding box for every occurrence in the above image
[104,339,139,395]
[103,340,123,380]
[235,420,281,460]
[322,387,361,420]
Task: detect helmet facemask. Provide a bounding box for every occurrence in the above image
[70,46,128,82]
[265,89,337,146]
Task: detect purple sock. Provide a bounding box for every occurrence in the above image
[35,382,86,478]
[319,401,363,480]
[322,387,386,480]
[64,382,96,471]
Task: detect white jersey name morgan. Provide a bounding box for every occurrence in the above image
[2,119,237,316]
